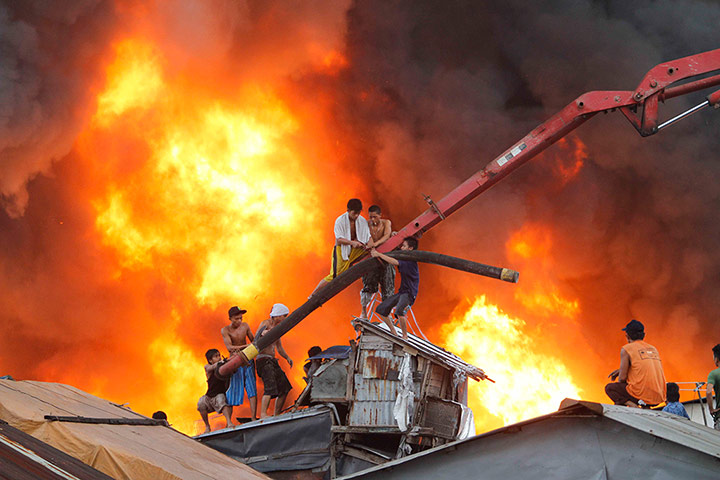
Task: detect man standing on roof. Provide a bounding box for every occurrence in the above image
[255,303,294,417]
[370,237,419,339]
[705,343,720,430]
[221,306,258,421]
[311,198,371,296]
[360,205,394,318]
[605,319,666,408]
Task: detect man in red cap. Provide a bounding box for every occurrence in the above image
[605,319,666,407]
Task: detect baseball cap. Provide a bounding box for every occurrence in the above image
[622,319,644,333]
[228,306,247,317]
[270,303,290,317]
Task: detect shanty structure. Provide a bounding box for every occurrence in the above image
[339,399,720,480]
[681,398,716,428]
[0,419,114,480]
[197,318,487,478]
[0,379,269,480]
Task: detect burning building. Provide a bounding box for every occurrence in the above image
[1,0,720,443]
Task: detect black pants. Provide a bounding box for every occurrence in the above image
[605,382,640,405]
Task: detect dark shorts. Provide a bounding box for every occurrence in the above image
[375,292,414,318]
[256,357,292,398]
[605,382,640,405]
[361,263,395,299]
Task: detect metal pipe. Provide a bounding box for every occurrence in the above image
[657,100,709,131]
[233,251,519,365]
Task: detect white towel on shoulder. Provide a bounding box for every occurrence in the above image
[334,212,370,260]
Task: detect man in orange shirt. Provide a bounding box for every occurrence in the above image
[605,319,666,407]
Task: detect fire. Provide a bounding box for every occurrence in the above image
[147,310,205,434]
[442,296,582,430]
[551,136,587,186]
[72,35,353,432]
[507,223,580,319]
[94,39,164,124]
[87,38,324,307]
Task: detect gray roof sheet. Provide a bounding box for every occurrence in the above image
[338,399,720,479]
[352,318,488,381]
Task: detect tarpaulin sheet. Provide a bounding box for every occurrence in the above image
[198,405,333,472]
[0,379,268,480]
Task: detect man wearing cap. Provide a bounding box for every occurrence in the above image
[255,303,294,417]
[605,319,666,407]
[221,306,258,421]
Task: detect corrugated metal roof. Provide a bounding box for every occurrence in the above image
[597,402,720,458]
[352,318,487,381]
[0,420,113,480]
[338,399,720,479]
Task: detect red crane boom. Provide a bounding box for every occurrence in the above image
[378,48,720,253]
[231,48,720,366]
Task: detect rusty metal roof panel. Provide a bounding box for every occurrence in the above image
[352,318,487,381]
[348,399,398,427]
[0,420,113,480]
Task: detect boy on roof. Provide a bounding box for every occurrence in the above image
[370,237,419,339]
[360,204,394,318]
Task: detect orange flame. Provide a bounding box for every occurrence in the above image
[73,36,356,433]
[551,136,587,186]
[442,296,582,430]
[507,223,580,319]
[88,39,325,308]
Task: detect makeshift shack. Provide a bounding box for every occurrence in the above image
[197,318,488,478]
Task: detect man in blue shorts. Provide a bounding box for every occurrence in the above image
[221,306,258,421]
[370,237,419,339]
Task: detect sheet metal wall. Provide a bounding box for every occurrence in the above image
[348,337,401,427]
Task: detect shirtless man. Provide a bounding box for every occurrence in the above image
[311,198,370,296]
[221,306,258,421]
[360,205,394,318]
[255,303,294,417]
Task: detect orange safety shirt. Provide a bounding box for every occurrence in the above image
[623,341,666,405]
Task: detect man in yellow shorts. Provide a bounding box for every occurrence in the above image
[311,198,371,296]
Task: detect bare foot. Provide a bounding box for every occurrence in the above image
[202,428,211,434]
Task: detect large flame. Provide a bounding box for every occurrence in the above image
[442,296,582,430]
[507,223,580,319]
[73,36,351,433]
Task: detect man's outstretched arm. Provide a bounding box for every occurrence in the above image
[370,248,399,266]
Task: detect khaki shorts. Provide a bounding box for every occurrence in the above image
[197,393,228,414]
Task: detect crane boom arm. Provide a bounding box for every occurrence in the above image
[379,48,720,253]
